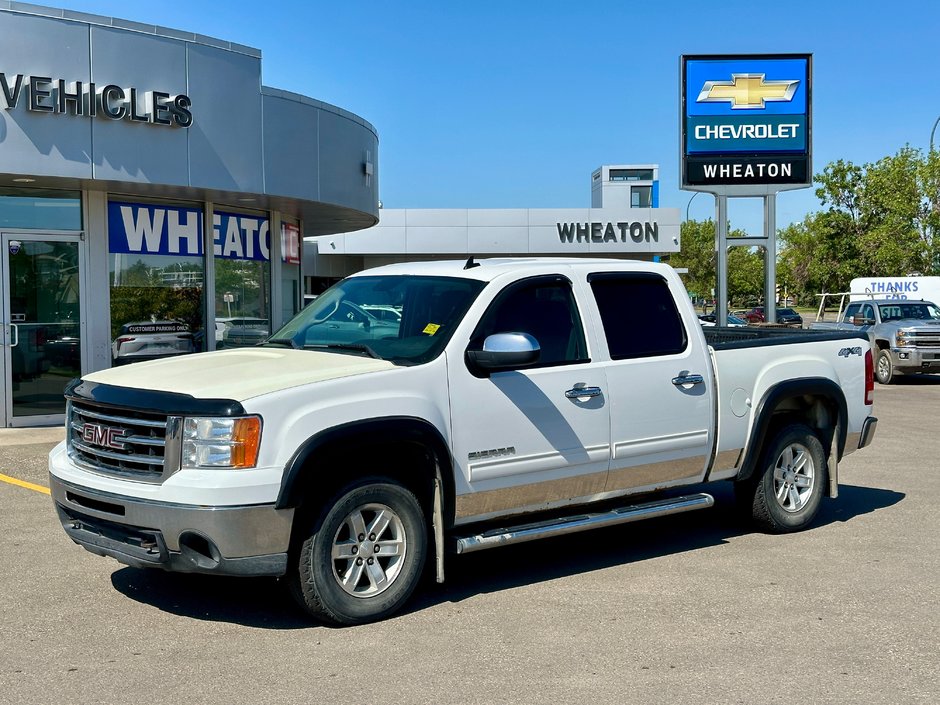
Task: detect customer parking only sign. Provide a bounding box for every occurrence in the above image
[681,54,812,191]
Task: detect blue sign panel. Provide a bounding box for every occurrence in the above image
[212,211,271,261]
[108,201,204,257]
[681,54,812,188]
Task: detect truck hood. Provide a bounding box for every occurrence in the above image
[83,349,396,401]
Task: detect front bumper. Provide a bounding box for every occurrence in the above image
[890,347,940,374]
[50,475,294,576]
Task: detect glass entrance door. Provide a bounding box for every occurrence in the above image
[1,233,83,426]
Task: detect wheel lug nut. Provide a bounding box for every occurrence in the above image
[374,545,380,553]
[369,533,376,541]
[367,557,374,565]
[351,546,358,554]
[356,557,363,566]
[358,533,365,541]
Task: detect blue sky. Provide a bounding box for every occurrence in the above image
[54,0,940,235]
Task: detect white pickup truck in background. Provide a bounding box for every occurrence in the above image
[50,258,878,625]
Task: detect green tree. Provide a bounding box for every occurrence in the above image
[669,218,764,308]
[783,147,940,295]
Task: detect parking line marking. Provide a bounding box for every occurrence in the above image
[0,472,51,495]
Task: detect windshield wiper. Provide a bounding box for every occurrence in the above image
[264,337,299,349]
[304,343,381,359]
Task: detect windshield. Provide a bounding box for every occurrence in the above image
[878,303,940,321]
[267,275,486,364]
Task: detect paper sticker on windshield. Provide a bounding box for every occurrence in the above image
[423,323,441,335]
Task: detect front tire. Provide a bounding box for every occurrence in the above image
[288,479,427,625]
[875,349,894,384]
[744,424,827,533]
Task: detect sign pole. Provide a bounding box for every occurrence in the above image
[716,195,729,325]
[763,193,777,323]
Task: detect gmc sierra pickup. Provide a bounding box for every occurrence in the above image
[50,258,878,625]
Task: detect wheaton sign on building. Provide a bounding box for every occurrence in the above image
[681,54,812,189]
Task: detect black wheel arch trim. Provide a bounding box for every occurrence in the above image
[736,377,848,483]
[275,416,456,524]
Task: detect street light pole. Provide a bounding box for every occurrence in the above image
[931,115,940,153]
[685,191,701,221]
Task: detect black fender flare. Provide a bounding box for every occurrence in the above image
[736,377,848,483]
[275,416,456,527]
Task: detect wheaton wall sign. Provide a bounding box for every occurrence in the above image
[681,54,811,190]
[556,220,660,244]
[0,71,193,127]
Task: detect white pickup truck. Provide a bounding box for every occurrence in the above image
[50,258,878,625]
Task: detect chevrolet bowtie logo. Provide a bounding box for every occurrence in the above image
[697,73,799,109]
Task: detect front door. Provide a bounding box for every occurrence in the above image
[449,275,610,524]
[1,233,83,427]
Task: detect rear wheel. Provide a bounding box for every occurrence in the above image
[288,479,427,625]
[742,424,827,533]
[875,349,894,384]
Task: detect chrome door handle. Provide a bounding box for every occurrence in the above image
[672,373,704,386]
[565,386,602,399]
[9,324,18,348]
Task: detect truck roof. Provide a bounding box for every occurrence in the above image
[348,257,663,282]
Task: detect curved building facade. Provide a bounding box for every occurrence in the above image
[0,4,379,426]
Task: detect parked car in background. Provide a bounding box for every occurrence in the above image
[811,298,940,383]
[699,313,747,327]
[111,321,195,365]
[741,307,803,326]
[218,317,270,348]
[777,308,804,326]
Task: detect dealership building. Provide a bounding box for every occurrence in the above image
[304,164,681,292]
[0,4,379,426]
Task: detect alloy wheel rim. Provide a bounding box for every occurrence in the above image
[330,502,407,598]
[878,355,889,379]
[772,442,815,513]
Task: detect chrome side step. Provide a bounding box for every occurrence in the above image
[455,493,714,555]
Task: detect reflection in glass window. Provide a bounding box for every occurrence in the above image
[631,186,652,208]
[109,253,205,365]
[214,210,271,348]
[0,188,82,230]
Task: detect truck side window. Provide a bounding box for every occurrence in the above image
[861,304,875,322]
[470,277,588,367]
[842,304,861,323]
[588,272,687,359]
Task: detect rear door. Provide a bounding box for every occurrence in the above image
[585,271,714,493]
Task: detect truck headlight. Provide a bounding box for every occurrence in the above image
[896,330,911,347]
[181,416,262,469]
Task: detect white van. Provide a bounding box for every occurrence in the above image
[850,276,940,305]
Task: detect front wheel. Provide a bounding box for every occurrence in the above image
[875,349,895,384]
[741,424,827,533]
[288,479,427,625]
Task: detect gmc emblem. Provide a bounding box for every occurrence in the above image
[81,423,128,450]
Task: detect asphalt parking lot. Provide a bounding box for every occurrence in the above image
[1,381,938,705]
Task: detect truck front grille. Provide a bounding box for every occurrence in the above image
[67,401,179,483]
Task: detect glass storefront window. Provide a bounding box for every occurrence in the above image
[0,188,82,230]
[214,210,271,348]
[281,221,301,323]
[108,201,205,366]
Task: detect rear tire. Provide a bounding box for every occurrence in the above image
[288,479,427,625]
[743,424,827,533]
[875,349,894,384]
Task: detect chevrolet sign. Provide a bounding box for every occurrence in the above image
[681,54,812,189]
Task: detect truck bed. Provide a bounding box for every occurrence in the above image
[703,326,868,350]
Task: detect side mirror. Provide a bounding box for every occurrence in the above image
[852,316,875,326]
[466,332,540,374]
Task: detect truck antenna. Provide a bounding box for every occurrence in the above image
[463,256,480,270]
